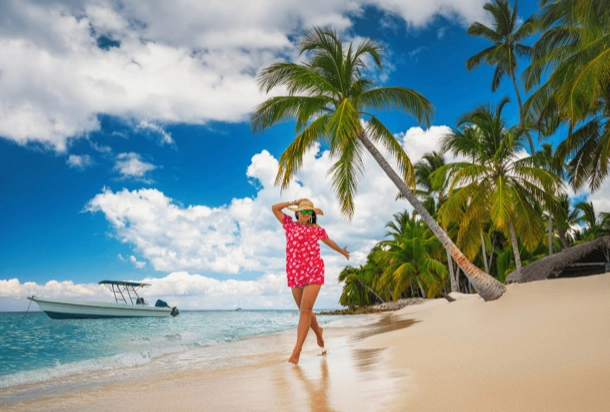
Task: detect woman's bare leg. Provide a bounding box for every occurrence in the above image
[289,284,321,364]
[291,288,324,348]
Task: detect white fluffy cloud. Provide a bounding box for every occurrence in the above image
[67,154,93,169]
[398,125,452,161]
[113,152,156,180]
[582,179,610,215]
[368,0,488,27]
[0,0,487,150]
[130,255,146,269]
[137,121,174,145]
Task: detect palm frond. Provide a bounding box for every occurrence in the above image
[275,114,330,189]
[356,87,434,126]
[466,45,501,71]
[251,95,331,133]
[256,61,337,97]
[466,22,503,44]
[327,136,366,219]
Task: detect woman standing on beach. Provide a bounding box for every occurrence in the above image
[272,198,350,364]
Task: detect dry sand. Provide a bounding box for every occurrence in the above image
[367,272,610,411]
[5,273,610,411]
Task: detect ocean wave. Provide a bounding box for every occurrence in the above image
[0,351,152,388]
[130,336,151,342]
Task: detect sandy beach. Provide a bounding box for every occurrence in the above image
[5,273,610,411]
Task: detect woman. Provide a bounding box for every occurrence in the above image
[272,198,350,364]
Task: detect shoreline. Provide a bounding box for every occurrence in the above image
[0,315,394,411]
[4,274,610,411]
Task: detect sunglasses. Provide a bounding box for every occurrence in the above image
[299,210,313,216]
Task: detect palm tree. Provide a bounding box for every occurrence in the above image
[573,201,610,242]
[524,0,610,190]
[414,151,449,208]
[411,152,460,291]
[251,27,506,301]
[555,193,579,248]
[466,0,537,154]
[434,98,563,278]
[338,266,370,308]
[531,143,567,255]
[378,213,447,299]
[338,247,386,307]
[554,95,610,191]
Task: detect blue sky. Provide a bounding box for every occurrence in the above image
[1,0,602,311]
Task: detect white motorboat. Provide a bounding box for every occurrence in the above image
[28,280,179,319]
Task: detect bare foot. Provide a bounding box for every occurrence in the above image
[288,348,301,364]
[316,327,324,348]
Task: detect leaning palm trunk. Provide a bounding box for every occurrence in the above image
[548,215,553,255]
[417,280,426,298]
[446,249,458,292]
[480,230,489,273]
[358,132,506,301]
[359,281,385,304]
[508,218,522,277]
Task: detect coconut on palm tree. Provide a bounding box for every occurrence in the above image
[466,0,537,154]
[251,26,506,301]
[434,97,563,278]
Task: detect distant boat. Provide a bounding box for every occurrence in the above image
[28,280,179,319]
[236,300,242,311]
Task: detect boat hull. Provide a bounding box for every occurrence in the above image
[28,297,174,319]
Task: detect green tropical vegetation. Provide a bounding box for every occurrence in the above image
[252,0,610,307]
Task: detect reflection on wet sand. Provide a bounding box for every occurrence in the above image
[352,347,387,372]
[286,324,412,412]
[293,356,333,412]
[351,314,418,340]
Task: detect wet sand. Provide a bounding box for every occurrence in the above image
[5,273,610,411]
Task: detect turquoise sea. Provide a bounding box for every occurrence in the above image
[0,310,342,403]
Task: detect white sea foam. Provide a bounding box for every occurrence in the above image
[0,351,152,388]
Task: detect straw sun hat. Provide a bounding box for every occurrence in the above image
[287,199,324,216]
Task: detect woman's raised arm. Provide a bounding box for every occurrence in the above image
[271,199,302,223]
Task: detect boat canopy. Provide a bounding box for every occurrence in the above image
[99,280,151,287]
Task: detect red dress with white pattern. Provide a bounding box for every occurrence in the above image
[282,214,329,288]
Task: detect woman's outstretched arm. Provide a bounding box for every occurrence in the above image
[271,199,302,223]
[321,238,350,260]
